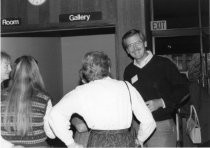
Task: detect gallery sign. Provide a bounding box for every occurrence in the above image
[1,18,21,26]
[59,12,102,23]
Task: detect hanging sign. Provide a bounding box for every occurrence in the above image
[150,20,167,31]
[59,12,102,23]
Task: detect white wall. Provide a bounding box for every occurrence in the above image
[61,34,116,94]
[1,37,63,104]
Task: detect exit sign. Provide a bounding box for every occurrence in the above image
[151,20,167,31]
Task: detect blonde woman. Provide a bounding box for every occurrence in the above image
[49,51,156,147]
[1,55,55,147]
[1,51,24,148]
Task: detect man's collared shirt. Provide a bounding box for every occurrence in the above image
[134,50,153,68]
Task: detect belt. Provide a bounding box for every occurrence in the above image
[91,128,129,134]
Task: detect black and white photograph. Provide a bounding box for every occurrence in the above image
[1,0,210,147]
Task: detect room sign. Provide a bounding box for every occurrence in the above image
[150,20,167,31]
[59,12,102,23]
[1,18,21,26]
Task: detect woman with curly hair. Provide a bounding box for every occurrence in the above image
[49,51,156,147]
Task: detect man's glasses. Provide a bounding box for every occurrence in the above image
[127,41,144,51]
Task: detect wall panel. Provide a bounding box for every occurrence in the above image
[1,37,63,105]
[61,34,116,94]
[1,0,116,33]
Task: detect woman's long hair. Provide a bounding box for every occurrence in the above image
[3,56,46,136]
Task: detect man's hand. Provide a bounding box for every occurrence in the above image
[145,99,164,112]
[71,117,88,132]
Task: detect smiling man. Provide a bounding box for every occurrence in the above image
[122,29,189,147]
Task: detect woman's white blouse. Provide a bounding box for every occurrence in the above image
[48,77,156,146]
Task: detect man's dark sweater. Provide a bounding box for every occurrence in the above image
[124,55,189,121]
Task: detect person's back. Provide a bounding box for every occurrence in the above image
[1,51,24,148]
[1,90,50,147]
[68,77,133,129]
[1,55,55,147]
[48,51,156,147]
